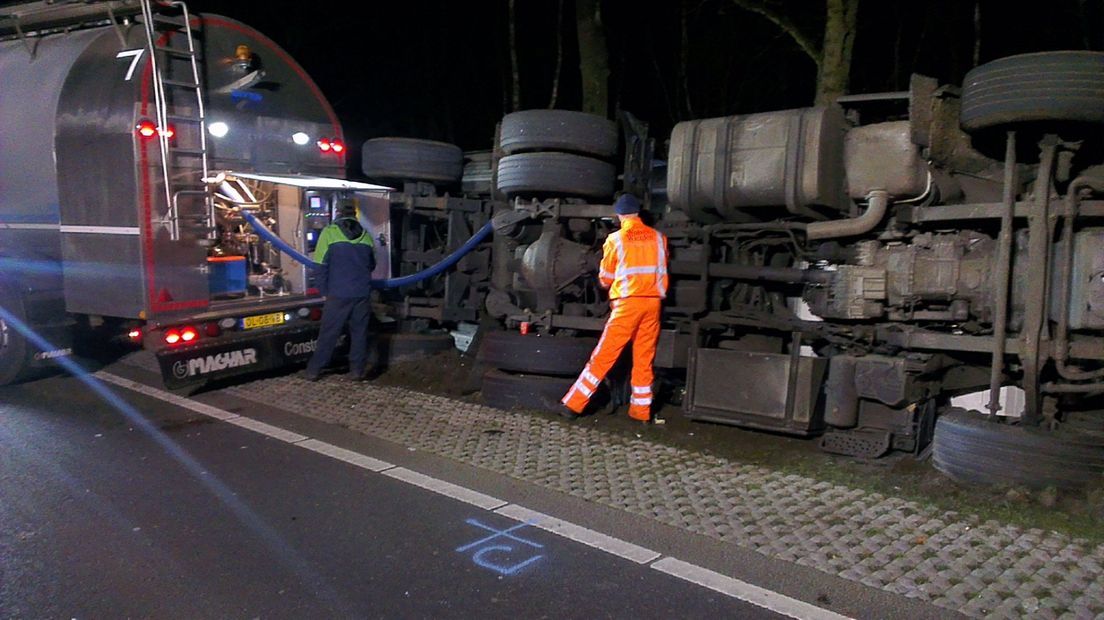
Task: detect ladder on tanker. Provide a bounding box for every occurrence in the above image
[139,0,212,242]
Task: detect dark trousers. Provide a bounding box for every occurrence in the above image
[307,296,371,375]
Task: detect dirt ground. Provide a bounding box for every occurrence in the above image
[374,347,1104,544]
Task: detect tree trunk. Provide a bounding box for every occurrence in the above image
[973,0,982,67]
[679,0,695,119]
[816,0,859,105]
[576,0,610,117]
[730,0,859,105]
[1077,0,1093,50]
[549,0,564,109]
[509,0,520,112]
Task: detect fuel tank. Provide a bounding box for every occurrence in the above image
[666,106,850,223]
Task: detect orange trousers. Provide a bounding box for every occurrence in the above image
[562,297,662,420]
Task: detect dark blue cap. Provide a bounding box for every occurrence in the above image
[614,193,640,215]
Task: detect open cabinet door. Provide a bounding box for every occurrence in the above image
[356,191,392,282]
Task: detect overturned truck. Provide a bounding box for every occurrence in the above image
[460,51,1104,489]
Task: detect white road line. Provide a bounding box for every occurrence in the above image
[382,467,508,511]
[95,371,851,618]
[95,372,242,421]
[651,557,854,620]
[495,504,661,564]
[297,439,394,472]
[98,372,303,442]
[222,415,309,444]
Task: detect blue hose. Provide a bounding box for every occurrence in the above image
[239,209,493,289]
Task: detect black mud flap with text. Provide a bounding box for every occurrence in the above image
[157,325,323,390]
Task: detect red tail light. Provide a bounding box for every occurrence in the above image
[331,139,345,154]
[164,329,181,344]
[128,328,143,342]
[205,322,221,337]
[136,120,158,138]
[309,307,322,321]
[136,120,174,139]
[180,326,198,342]
[317,137,332,152]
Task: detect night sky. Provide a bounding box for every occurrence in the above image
[125,1,1104,171]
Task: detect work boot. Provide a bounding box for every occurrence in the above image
[557,404,578,421]
[349,365,375,382]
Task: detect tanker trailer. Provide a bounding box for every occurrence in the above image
[0,0,389,390]
[664,52,1104,488]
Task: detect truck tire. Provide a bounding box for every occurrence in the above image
[960,51,1104,132]
[462,150,494,196]
[480,368,575,414]
[0,286,32,386]
[476,330,596,376]
[499,110,619,158]
[496,152,615,199]
[932,408,1104,489]
[361,138,464,183]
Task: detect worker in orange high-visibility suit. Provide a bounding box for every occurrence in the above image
[561,193,668,423]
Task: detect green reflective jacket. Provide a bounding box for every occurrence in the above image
[313,217,374,263]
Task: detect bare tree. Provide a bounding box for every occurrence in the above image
[1077,0,1093,50]
[973,0,982,67]
[679,0,696,118]
[549,0,564,108]
[731,0,860,105]
[576,0,610,117]
[508,0,521,112]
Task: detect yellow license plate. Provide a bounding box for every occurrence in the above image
[242,312,285,330]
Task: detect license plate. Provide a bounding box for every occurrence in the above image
[242,312,285,330]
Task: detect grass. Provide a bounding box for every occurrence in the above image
[753,444,1103,546]
[615,405,1104,546]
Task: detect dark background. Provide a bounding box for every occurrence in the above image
[183,1,1101,157]
[56,2,1104,163]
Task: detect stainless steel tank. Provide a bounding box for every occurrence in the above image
[0,12,344,318]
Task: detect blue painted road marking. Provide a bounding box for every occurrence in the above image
[457,518,545,576]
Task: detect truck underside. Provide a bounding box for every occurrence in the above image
[363,52,1104,490]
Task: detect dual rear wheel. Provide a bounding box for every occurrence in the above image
[495,110,619,200]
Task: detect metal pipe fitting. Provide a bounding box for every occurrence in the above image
[805,190,890,241]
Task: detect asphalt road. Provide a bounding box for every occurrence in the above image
[0,373,781,619]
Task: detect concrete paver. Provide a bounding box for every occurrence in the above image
[121,353,1104,620]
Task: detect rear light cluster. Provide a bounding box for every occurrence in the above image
[163,325,199,345]
[317,137,345,154]
[160,307,322,347]
[135,119,174,139]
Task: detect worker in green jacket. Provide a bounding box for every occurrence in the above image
[305,203,376,381]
